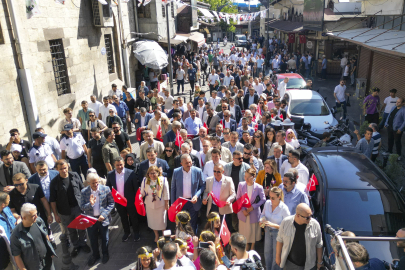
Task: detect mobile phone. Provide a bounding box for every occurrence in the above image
[199,242,210,249]
[221,256,232,268]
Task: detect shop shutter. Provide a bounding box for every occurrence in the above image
[370,52,405,98]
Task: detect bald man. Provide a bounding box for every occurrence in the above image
[276,203,323,270]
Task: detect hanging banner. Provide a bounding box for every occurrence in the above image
[260,10,267,19]
[226,14,230,24]
[212,11,220,22]
[26,0,41,19]
[299,35,306,44]
[288,33,295,43]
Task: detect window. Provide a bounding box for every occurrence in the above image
[49,39,70,96]
[138,3,151,18]
[162,4,165,17]
[171,2,175,18]
[289,99,330,116]
[104,34,115,74]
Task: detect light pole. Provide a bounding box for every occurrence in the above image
[166,3,174,96]
[248,0,251,38]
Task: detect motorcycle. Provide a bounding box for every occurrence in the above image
[223,39,227,46]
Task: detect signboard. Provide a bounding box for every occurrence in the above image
[190,0,198,28]
[303,0,324,32]
[306,41,313,48]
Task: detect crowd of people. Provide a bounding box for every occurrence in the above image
[0,40,405,270]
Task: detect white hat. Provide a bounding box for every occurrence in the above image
[260,93,267,100]
[10,144,22,153]
[281,118,293,126]
[273,120,282,126]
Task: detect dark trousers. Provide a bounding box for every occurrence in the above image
[177,79,184,93]
[127,113,135,134]
[40,253,55,270]
[150,81,157,90]
[336,101,347,119]
[59,205,87,248]
[69,154,89,179]
[93,163,107,178]
[321,68,327,79]
[116,204,139,237]
[81,129,89,145]
[379,112,389,130]
[365,113,379,124]
[120,117,127,132]
[387,127,403,156]
[371,153,378,162]
[209,84,215,95]
[189,80,195,93]
[182,201,198,234]
[87,221,109,258]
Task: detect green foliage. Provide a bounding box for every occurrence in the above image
[359,121,369,137]
[201,0,237,13]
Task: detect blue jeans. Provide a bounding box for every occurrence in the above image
[379,112,389,130]
[87,221,109,258]
[264,228,280,270]
[177,79,184,93]
[69,154,89,178]
[256,67,263,77]
[336,101,347,119]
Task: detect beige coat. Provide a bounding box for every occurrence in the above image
[139,141,165,161]
[203,176,236,216]
[204,146,232,164]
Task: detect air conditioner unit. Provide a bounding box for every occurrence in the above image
[91,0,114,27]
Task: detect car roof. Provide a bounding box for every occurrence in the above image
[287,90,323,100]
[311,149,393,190]
[276,73,304,80]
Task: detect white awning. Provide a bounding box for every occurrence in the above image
[327,28,405,57]
[174,35,189,41]
[198,7,214,18]
[189,32,206,47]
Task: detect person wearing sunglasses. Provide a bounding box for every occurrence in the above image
[259,187,290,270]
[77,100,95,145]
[106,107,123,129]
[85,112,107,142]
[279,171,309,215]
[275,203,323,270]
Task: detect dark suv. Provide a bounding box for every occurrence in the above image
[303,147,405,269]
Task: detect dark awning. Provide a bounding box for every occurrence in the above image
[266,19,303,33]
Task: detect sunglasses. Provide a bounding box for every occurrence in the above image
[235,157,243,160]
[243,152,252,155]
[113,127,120,129]
[213,170,222,174]
[298,214,313,220]
[223,132,230,135]
[14,183,25,187]
[89,115,95,117]
[254,135,261,138]
[165,149,173,152]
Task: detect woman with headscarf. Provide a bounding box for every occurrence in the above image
[125,153,139,171]
[286,129,300,150]
[140,166,170,242]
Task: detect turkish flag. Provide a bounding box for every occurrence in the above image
[209,192,227,208]
[288,33,295,44]
[135,188,146,216]
[254,123,259,132]
[156,126,163,142]
[220,120,225,129]
[112,188,127,207]
[232,193,252,214]
[68,214,97,230]
[219,49,223,54]
[306,174,319,192]
[175,131,184,148]
[257,105,262,116]
[168,197,189,222]
[299,35,306,44]
[279,113,284,120]
[220,215,231,246]
[136,128,142,141]
[203,122,208,129]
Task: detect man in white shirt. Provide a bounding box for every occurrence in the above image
[230,233,261,270]
[223,71,234,87]
[253,78,264,96]
[197,98,206,119]
[340,54,348,78]
[379,88,399,130]
[199,140,211,169]
[280,150,309,186]
[333,80,350,120]
[148,110,162,138]
[108,84,123,100]
[203,149,226,179]
[176,66,186,94]
[207,69,219,94]
[89,95,102,117]
[164,89,174,111]
[99,96,116,123]
[277,77,288,100]
[209,91,221,109]
[272,56,280,70]
[154,242,195,270]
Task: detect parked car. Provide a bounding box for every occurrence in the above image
[286,90,338,137]
[303,147,405,269]
[274,73,306,92]
[234,35,247,47]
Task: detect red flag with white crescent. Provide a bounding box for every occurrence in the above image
[156,125,163,142]
[112,187,127,207]
[208,192,227,208]
[68,214,97,230]
[168,197,189,222]
[135,188,146,216]
[219,215,231,246]
[306,174,318,192]
[232,193,252,214]
[175,130,184,148]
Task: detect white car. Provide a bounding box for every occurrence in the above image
[286,90,338,135]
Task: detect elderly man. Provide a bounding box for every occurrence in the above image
[221,110,237,132]
[174,143,200,168]
[29,132,57,173]
[192,127,208,152]
[60,124,89,178]
[243,87,259,109]
[0,150,31,193]
[50,160,91,257]
[164,121,182,146]
[205,106,220,135]
[140,130,165,162]
[106,157,140,242]
[171,154,206,232]
[202,149,227,179]
[184,109,203,136]
[80,173,114,266]
[10,203,56,270]
[276,203,323,270]
[280,150,309,185]
[223,131,244,155]
[269,130,294,156]
[280,172,309,215]
[148,110,162,138]
[268,145,288,174]
[384,97,405,160]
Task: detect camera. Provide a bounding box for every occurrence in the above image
[163,230,172,243]
[234,255,263,270]
[198,242,210,249]
[382,260,399,270]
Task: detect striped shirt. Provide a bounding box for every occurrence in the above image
[372,131,381,155]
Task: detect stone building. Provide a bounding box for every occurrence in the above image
[0,0,175,146]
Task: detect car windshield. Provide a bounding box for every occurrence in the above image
[327,189,405,236]
[237,36,246,41]
[278,78,306,89]
[289,99,330,116]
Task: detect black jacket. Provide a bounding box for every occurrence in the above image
[243,94,259,110]
[106,168,138,208]
[174,154,201,168]
[49,172,84,215]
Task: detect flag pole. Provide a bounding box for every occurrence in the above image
[219,214,226,236]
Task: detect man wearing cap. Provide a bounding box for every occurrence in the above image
[5,129,32,160]
[60,124,89,177]
[10,144,30,169]
[28,132,57,173]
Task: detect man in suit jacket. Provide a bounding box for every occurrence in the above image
[138,148,170,182]
[192,127,208,152]
[257,112,271,134]
[174,143,201,168]
[171,154,206,232]
[268,144,288,174]
[202,164,235,216]
[204,137,232,163]
[140,130,165,161]
[106,157,140,242]
[229,98,242,124]
[134,108,153,131]
[80,173,114,265]
[274,100,287,120]
[205,107,221,134]
[28,161,58,200]
[243,88,260,110]
[220,111,238,132]
[222,131,245,154]
[0,150,31,192]
[193,92,207,109]
[163,121,181,146]
[269,130,294,157]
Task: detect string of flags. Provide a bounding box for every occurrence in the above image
[198,9,266,25]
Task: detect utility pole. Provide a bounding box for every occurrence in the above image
[248,0,251,38]
[166,3,174,96]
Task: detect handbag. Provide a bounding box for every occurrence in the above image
[346,96,351,107]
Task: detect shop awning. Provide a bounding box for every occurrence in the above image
[266,19,303,33]
[158,37,185,46]
[198,7,213,18]
[189,32,206,47]
[327,28,405,57]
